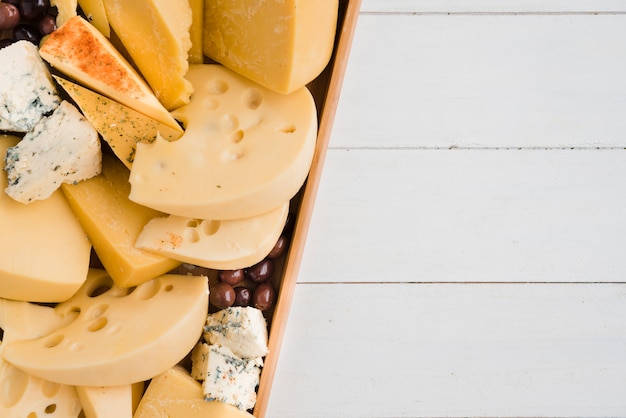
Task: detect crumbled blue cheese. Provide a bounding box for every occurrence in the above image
[0,41,61,133]
[4,101,101,203]
[192,343,261,411]
[203,306,269,359]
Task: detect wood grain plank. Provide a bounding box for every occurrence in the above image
[332,14,626,148]
[266,282,626,417]
[360,0,626,13]
[298,148,626,283]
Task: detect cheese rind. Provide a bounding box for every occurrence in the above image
[129,64,317,220]
[203,0,338,94]
[0,135,91,303]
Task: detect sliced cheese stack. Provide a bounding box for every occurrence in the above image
[203,0,338,94]
[0,135,91,303]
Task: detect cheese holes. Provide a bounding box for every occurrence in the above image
[206,79,229,95]
[203,97,219,110]
[222,114,239,132]
[243,88,263,110]
[86,275,114,298]
[43,334,64,348]
[184,219,221,243]
[201,219,220,236]
[41,380,61,398]
[134,279,161,300]
[184,227,200,243]
[278,123,296,134]
[230,130,244,143]
[87,317,108,332]
[0,363,28,407]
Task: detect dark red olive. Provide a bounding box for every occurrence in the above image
[219,269,245,286]
[19,0,49,21]
[37,14,56,35]
[268,234,289,259]
[0,3,20,31]
[233,286,251,307]
[252,282,276,311]
[0,39,14,49]
[245,258,274,283]
[209,282,235,309]
[13,23,41,44]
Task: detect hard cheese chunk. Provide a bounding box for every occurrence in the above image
[0,135,91,302]
[76,383,144,418]
[129,64,317,220]
[0,40,60,132]
[54,76,182,169]
[4,100,101,203]
[61,154,180,288]
[135,202,288,271]
[39,16,182,133]
[188,0,204,64]
[203,0,338,94]
[2,269,209,386]
[134,366,255,418]
[77,0,110,36]
[203,307,269,359]
[102,0,193,110]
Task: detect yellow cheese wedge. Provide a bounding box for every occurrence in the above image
[76,382,144,418]
[188,0,204,64]
[129,64,317,220]
[54,76,182,169]
[136,201,288,270]
[3,269,209,387]
[0,135,91,303]
[51,0,78,27]
[61,154,181,288]
[102,0,193,110]
[39,16,183,133]
[133,366,255,418]
[203,0,338,94]
[77,0,110,36]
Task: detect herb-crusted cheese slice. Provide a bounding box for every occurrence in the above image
[0,40,61,132]
[4,100,101,204]
[203,307,269,359]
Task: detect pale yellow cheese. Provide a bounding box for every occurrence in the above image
[136,201,288,270]
[39,16,182,133]
[189,0,204,64]
[203,0,338,94]
[54,76,182,169]
[51,0,78,27]
[77,0,110,36]
[102,0,193,110]
[0,135,91,303]
[129,64,317,220]
[134,366,255,418]
[76,382,144,418]
[2,269,209,386]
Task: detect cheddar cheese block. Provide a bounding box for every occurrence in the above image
[135,201,288,270]
[203,0,338,94]
[3,269,209,386]
[102,0,193,110]
[129,64,317,220]
[39,16,182,133]
[77,0,110,36]
[133,366,255,418]
[0,135,91,302]
[54,76,182,169]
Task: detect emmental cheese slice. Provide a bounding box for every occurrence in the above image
[129,64,317,220]
[0,135,91,303]
[61,154,181,288]
[39,16,183,133]
[133,366,255,418]
[102,0,193,110]
[2,269,209,387]
[76,383,144,418]
[135,202,288,270]
[203,0,338,94]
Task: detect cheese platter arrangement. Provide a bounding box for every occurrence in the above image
[0,0,360,417]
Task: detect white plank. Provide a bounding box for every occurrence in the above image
[360,0,626,13]
[266,283,626,417]
[298,148,626,283]
[332,14,626,148]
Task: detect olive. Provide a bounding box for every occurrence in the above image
[37,14,56,35]
[13,23,40,44]
[267,234,289,259]
[252,282,276,311]
[209,282,235,309]
[0,3,20,31]
[233,286,251,307]
[245,258,274,283]
[19,0,49,21]
[218,269,245,286]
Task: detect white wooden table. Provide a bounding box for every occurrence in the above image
[266,1,626,416]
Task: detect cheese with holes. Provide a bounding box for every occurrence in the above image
[135,201,287,270]
[54,76,182,169]
[129,64,317,220]
[76,382,144,418]
[39,16,182,133]
[0,135,91,302]
[203,306,269,359]
[4,100,101,204]
[61,154,180,288]
[203,0,338,94]
[102,0,193,110]
[134,366,255,418]
[77,0,110,36]
[2,269,209,386]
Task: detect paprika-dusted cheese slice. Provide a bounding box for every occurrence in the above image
[77,0,110,36]
[129,64,317,220]
[102,0,193,110]
[203,0,338,94]
[76,382,144,418]
[61,154,181,288]
[54,76,182,169]
[135,201,288,270]
[133,366,255,418]
[39,16,182,133]
[0,135,91,303]
[2,269,209,387]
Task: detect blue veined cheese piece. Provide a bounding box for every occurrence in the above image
[4,100,101,204]
[0,41,61,133]
[203,306,269,359]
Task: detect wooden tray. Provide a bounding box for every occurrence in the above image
[253,0,362,416]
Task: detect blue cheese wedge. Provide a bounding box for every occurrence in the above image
[191,343,261,411]
[0,41,61,133]
[4,101,101,203]
[203,307,269,359]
